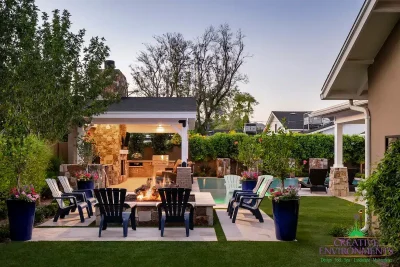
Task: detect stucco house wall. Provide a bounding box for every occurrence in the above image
[368,20,400,167]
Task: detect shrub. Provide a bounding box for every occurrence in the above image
[0,202,7,220]
[189,134,215,161]
[0,134,52,194]
[34,207,46,224]
[0,224,10,242]
[328,225,349,237]
[238,135,263,170]
[358,140,400,265]
[46,155,63,179]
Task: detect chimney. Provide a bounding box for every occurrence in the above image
[104,60,115,69]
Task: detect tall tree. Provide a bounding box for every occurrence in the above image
[0,0,118,142]
[130,24,249,134]
[214,91,259,131]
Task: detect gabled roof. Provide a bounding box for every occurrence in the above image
[106,97,196,112]
[271,111,310,130]
[321,0,400,100]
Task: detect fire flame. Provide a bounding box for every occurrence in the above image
[136,186,161,201]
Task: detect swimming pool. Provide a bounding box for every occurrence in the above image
[197,177,228,204]
[197,177,300,204]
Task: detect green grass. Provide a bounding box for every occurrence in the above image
[0,197,376,267]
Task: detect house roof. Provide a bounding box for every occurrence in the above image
[320,0,400,100]
[271,111,311,130]
[106,97,197,112]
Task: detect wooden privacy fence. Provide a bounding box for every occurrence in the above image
[50,142,68,163]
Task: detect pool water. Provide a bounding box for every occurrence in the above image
[197,177,300,204]
[197,177,229,204]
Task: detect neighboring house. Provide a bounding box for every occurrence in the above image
[305,101,366,135]
[265,111,310,133]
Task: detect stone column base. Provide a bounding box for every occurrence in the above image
[329,167,349,197]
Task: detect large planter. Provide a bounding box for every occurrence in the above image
[77,180,94,198]
[241,180,257,191]
[272,199,299,241]
[7,199,36,241]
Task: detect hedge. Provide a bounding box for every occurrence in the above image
[188,132,365,165]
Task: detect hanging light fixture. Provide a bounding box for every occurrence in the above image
[156,124,164,133]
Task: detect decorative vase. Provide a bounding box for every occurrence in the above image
[241,180,257,191]
[7,199,36,241]
[77,180,95,198]
[272,199,300,241]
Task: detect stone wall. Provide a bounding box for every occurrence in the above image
[329,167,349,197]
[176,167,192,189]
[59,164,106,189]
[90,124,127,185]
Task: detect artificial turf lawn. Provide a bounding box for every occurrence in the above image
[0,197,376,267]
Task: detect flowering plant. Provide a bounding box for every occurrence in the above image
[73,171,99,182]
[269,185,300,202]
[241,171,259,181]
[10,186,39,202]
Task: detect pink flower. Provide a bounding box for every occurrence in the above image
[303,160,307,165]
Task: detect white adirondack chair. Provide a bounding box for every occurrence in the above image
[224,175,242,198]
[45,178,90,223]
[58,176,97,216]
[226,175,273,213]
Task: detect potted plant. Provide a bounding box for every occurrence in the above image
[261,126,300,241]
[7,186,39,241]
[74,171,99,191]
[0,134,51,241]
[240,170,260,190]
[237,135,263,190]
[269,185,300,241]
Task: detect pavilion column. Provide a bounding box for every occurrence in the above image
[329,123,349,196]
[180,122,189,163]
[334,123,344,168]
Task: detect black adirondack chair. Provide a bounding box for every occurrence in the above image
[157,188,194,237]
[94,188,137,237]
[300,169,329,193]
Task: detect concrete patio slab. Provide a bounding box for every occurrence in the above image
[38,212,96,227]
[216,209,279,241]
[30,227,217,241]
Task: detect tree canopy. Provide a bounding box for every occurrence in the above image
[0,0,119,141]
[130,24,250,133]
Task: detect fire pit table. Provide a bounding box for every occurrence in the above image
[94,192,215,227]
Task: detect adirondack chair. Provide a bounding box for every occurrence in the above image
[157,188,194,237]
[94,188,137,238]
[299,169,328,193]
[230,177,273,223]
[45,178,90,223]
[224,175,242,198]
[58,176,97,216]
[226,175,271,213]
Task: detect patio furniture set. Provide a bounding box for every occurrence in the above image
[45,177,195,238]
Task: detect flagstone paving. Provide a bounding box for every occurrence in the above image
[30,227,217,241]
[215,209,279,241]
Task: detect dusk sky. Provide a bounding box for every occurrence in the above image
[36,0,365,122]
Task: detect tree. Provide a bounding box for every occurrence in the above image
[130,33,192,98]
[130,24,250,134]
[237,136,263,171]
[0,0,118,193]
[0,0,119,142]
[214,91,258,131]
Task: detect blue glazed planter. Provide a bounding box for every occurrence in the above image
[7,200,36,241]
[272,199,299,241]
[241,180,257,191]
[77,180,94,198]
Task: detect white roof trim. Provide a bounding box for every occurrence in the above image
[320,0,377,99]
[309,100,368,117]
[94,111,196,119]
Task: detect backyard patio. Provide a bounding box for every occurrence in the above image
[0,197,371,267]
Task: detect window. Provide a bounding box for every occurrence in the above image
[274,124,277,133]
[385,135,400,151]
